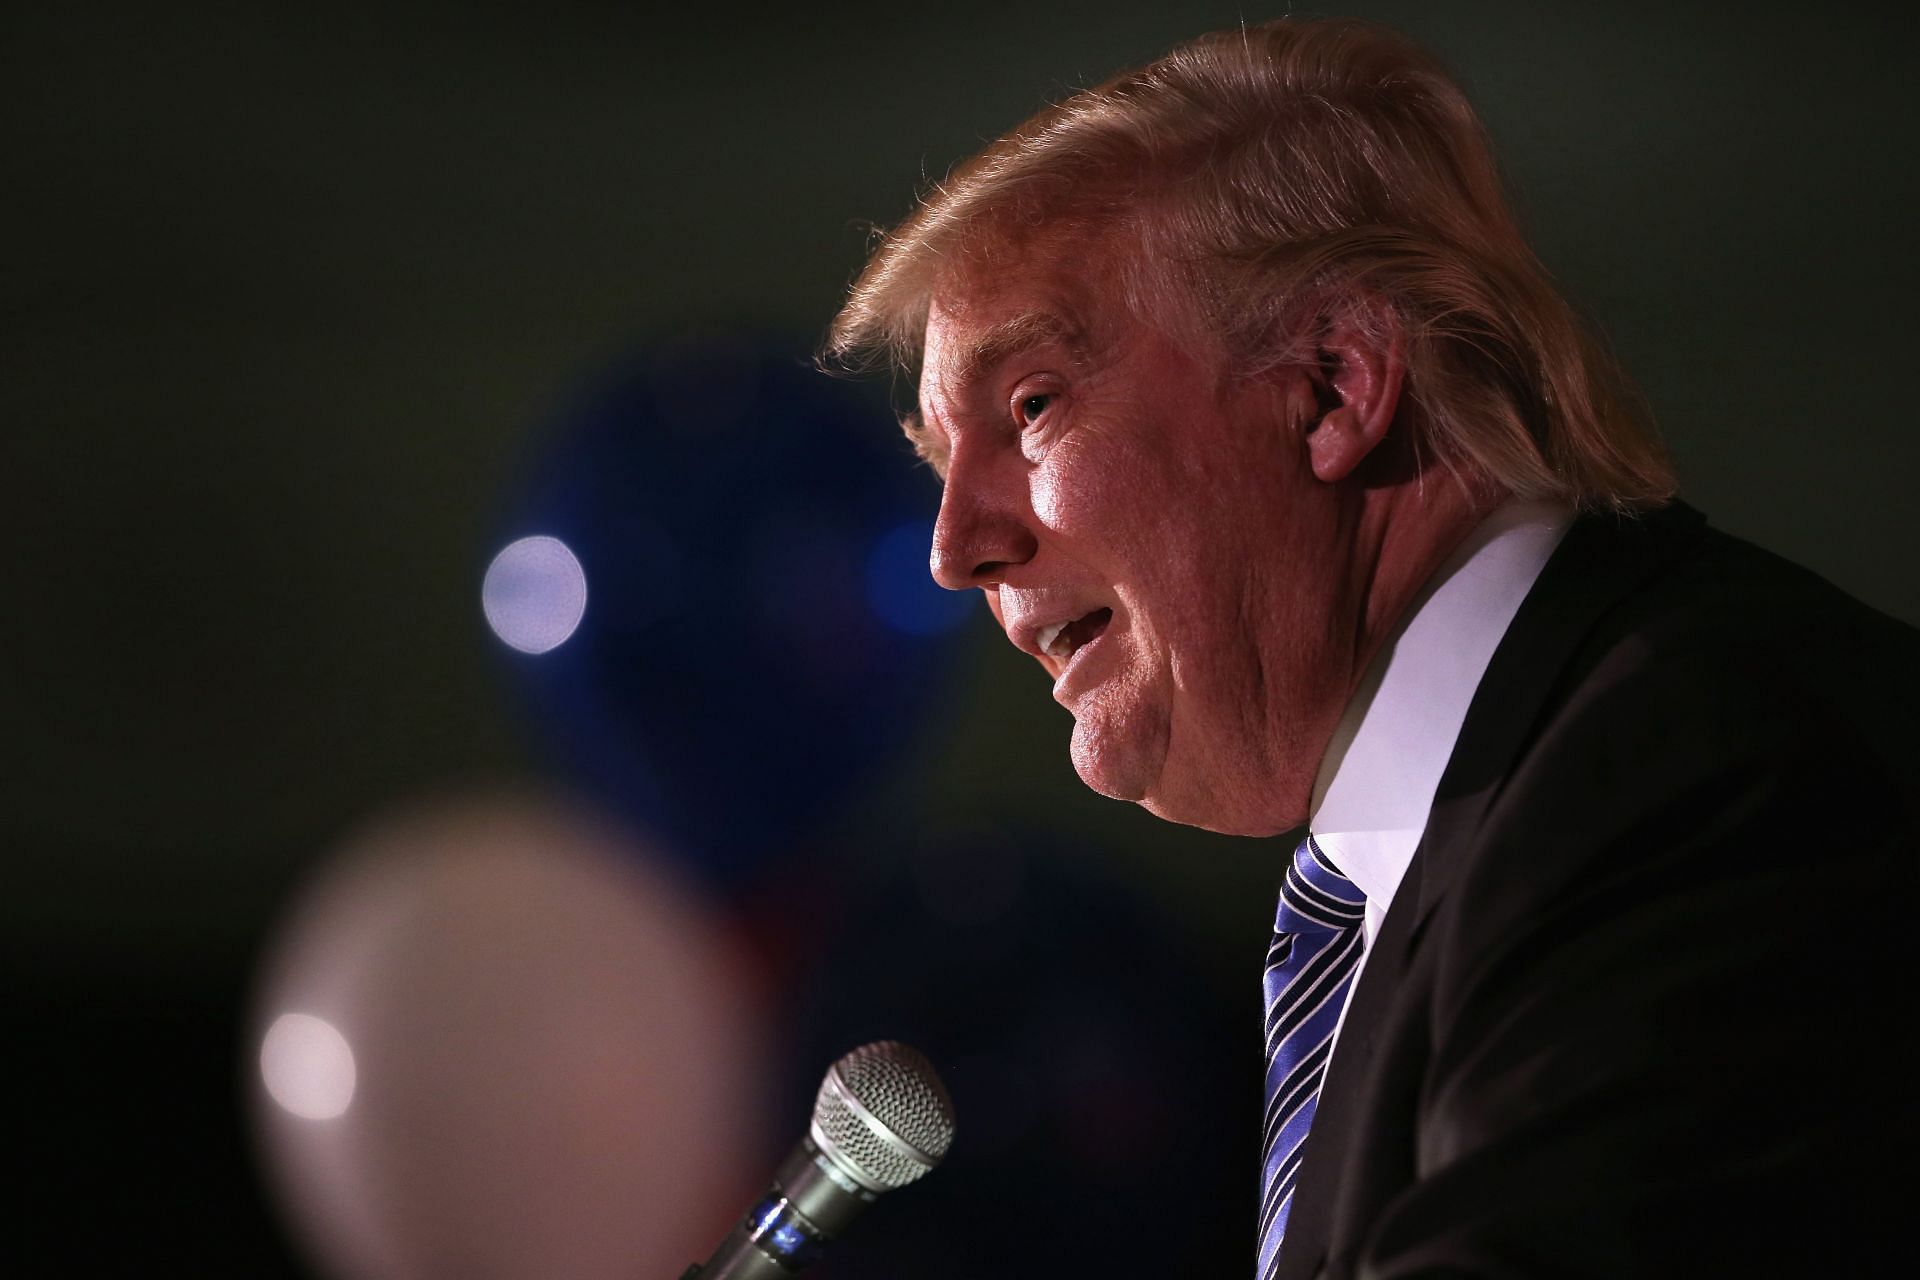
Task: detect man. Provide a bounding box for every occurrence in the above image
[826,18,1917,1279]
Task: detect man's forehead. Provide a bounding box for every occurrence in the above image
[906,199,1159,404]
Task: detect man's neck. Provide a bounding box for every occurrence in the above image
[1343,476,1506,714]
[1312,496,1577,936]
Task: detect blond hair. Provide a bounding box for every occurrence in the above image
[825,18,1674,512]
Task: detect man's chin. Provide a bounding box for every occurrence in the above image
[1067,715,1157,804]
[1137,791,1292,837]
[1070,716,1302,836]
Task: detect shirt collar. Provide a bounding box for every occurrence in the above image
[1309,499,1574,925]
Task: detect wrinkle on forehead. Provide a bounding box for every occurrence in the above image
[919,217,1124,380]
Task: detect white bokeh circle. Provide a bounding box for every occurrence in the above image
[260,1013,357,1120]
[482,535,588,654]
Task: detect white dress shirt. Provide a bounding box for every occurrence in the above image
[1310,499,1574,1046]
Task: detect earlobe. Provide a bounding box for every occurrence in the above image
[1302,303,1405,484]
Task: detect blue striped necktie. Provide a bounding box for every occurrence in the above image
[1256,833,1366,1278]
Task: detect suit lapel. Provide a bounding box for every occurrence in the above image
[1410,502,1704,927]
[1274,502,1707,1279]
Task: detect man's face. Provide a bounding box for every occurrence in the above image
[914,246,1359,835]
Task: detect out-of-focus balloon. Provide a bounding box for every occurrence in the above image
[487,331,973,894]
[250,790,767,1280]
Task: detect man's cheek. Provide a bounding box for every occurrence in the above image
[1030,445,1110,531]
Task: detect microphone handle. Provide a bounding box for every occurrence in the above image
[681,1136,881,1278]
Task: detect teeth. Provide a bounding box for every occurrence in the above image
[1037,620,1071,658]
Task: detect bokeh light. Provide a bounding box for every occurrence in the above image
[483,535,588,654]
[260,1013,356,1121]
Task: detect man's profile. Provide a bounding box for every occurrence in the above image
[824,18,1918,1277]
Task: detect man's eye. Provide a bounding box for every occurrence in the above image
[1017,393,1053,426]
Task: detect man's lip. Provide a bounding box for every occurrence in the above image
[1051,614,1115,699]
[1021,610,1113,667]
[1010,605,1110,662]
[1053,607,1113,658]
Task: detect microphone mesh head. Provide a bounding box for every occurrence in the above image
[810,1041,954,1191]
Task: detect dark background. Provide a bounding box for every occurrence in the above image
[7,0,1915,1273]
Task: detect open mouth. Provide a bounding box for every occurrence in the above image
[1036,608,1113,664]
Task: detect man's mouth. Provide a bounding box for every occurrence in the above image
[1036,608,1113,664]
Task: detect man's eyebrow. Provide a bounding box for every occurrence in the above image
[950,310,1090,389]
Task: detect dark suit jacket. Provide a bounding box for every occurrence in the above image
[1278,502,1920,1278]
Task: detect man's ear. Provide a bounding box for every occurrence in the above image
[1300,299,1405,484]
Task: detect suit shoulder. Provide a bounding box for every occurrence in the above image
[1533,518,1920,799]
[1432,518,1919,965]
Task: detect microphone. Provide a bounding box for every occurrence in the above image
[681,1041,955,1278]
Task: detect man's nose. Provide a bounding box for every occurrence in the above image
[929,469,1037,591]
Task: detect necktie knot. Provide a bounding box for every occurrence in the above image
[1275,834,1365,934]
